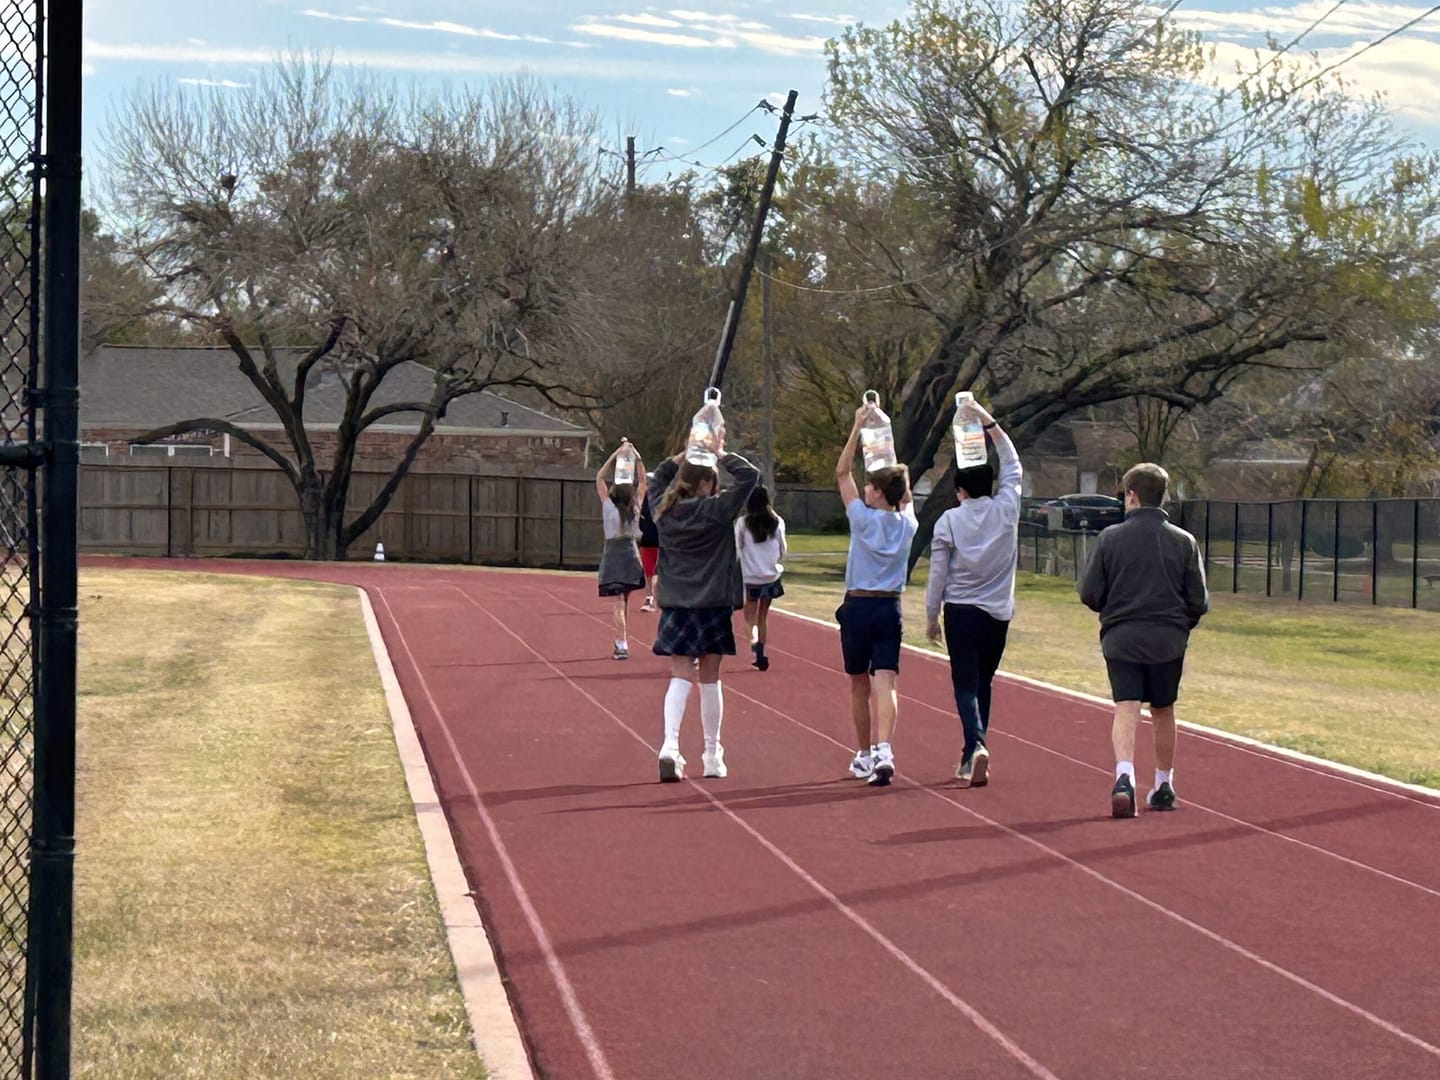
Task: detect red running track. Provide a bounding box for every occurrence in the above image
[92,560,1440,1078]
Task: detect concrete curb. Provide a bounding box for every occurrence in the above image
[358,588,536,1079]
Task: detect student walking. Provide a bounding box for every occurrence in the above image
[924,401,1022,787]
[835,404,918,786]
[595,441,647,660]
[1078,463,1209,817]
[638,479,660,612]
[649,447,760,781]
[735,485,787,671]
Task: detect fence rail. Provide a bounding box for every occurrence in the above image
[1021,498,1440,613]
[77,465,610,568]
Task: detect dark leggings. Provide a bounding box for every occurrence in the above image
[943,604,1011,761]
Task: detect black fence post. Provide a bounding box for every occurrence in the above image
[1332,501,1341,603]
[467,477,475,564]
[1231,502,1240,593]
[1413,500,1421,610]
[558,482,566,568]
[1370,500,1380,606]
[1265,503,1274,597]
[33,2,83,1076]
[1298,501,1308,603]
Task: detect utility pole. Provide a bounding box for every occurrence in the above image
[760,247,775,492]
[708,90,798,392]
[624,135,636,197]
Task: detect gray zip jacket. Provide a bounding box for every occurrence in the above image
[1077,507,1209,663]
[648,453,760,611]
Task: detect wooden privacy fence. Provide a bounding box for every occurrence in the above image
[79,465,608,568]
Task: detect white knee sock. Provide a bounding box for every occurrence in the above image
[664,678,691,746]
[699,682,723,752]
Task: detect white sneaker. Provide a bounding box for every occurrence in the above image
[969,746,989,787]
[848,751,874,779]
[658,743,686,783]
[702,746,727,778]
[869,744,895,786]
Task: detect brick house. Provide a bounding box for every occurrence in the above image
[79,345,592,473]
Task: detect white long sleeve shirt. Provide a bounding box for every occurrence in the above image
[924,427,1023,622]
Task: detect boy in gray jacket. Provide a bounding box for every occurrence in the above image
[1078,463,1208,817]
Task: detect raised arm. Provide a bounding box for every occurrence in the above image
[975,403,1023,521]
[634,449,648,508]
[594,443,621,504]
[710,452,760,521]
[648,454,681,513]
[835,405,866,508]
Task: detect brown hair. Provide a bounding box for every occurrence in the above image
[657,461,718,516]
[608,482,636,520]
[866,465,909,510]
[1122,463,1169,508]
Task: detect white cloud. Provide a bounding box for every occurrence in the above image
[1208,35,1440,122]
[573,11,825,55]
[302,8,368,22]
[615,13,684,28]
[789,13,856,26]
[81,38,682,79]
[185,37,207,46]
[82,61,96,76]
[177,77,251,89]
[666,87,692,96]
[377,17,520,40]
[1175,2,1440,40]
[571,21,718,48]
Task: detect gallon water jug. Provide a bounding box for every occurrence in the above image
[613,440,637,486]
[858,390,897,472]
[685,388,724,468]
[953,392,987,468]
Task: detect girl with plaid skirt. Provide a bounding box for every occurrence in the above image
[595,442,647,660]
[735,485,787,671]
[647,446,760,782]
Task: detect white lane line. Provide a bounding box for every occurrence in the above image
[775,605,1440,809]
[762,624,1440,900]
[372,588,616,1080]
[357,589,535,1079]
[540,584,1440,1062]
[457,584,1059,1080]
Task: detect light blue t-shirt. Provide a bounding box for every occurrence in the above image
[844,500,919,592]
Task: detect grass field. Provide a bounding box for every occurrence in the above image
[782,534,1440,788]
[74,569,484,1080]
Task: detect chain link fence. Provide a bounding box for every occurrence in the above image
[0,0,41,1072]
[1022,499,1440,612]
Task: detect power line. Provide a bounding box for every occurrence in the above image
[754,263,954,295]
[645,101,768,164]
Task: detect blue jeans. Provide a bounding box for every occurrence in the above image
[943,604,1010,762]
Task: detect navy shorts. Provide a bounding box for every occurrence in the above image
[1106,656,1184,708]
[836,595,902,676]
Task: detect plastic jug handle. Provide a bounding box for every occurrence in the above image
[862,390,880,407]
[704,387,722,404]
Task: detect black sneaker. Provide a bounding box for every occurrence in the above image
[1146,781,1177,811]
[1111,774,1136,819]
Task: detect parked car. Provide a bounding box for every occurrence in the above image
[1023,494,1125,533]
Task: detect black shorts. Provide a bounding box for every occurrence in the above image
[1105,656,1184,708]
[746,580,785,601]
[836,595,902,676]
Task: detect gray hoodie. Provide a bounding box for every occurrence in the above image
[648,453,760,611]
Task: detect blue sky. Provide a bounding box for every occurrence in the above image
[79,0,1440,187]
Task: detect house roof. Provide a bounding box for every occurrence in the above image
[79,345,588,436]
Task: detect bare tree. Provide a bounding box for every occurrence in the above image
[823,0,1440,563]
[104,58,627,558]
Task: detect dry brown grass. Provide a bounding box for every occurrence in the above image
[74,569,485,1079]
